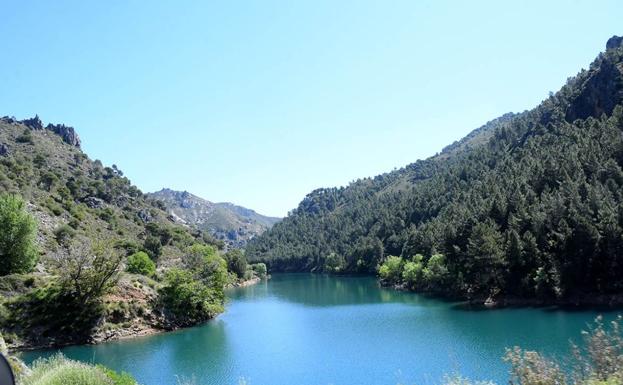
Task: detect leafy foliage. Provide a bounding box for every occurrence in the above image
[126,251,156,277]
[158,244,227,326]
[225,249,248,278]
[0,194,38,276]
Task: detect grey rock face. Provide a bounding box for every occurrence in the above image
[21,115,44,130]
[137,209,153,223]
[45,123,81,147]
[0,144,8,156]
[606,36,623,50]
[83,196,105,209]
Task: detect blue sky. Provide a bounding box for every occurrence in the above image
[1,1,622,217]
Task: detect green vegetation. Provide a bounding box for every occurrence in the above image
[250,262,267,279]
[247,42,623,303]
[224,249,248,279]
[22,354,137,385]
[158,244,228,326]
[0,194,38,276]
[4,240,122,342]
[0,117,237,348]
[126,251,156,277]
[379,253,451,292]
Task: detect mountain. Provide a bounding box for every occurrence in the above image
[246,36,623,304]
[149,188,280,248]
[0,115,235,348]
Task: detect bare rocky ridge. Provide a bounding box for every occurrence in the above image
[149,188,280,248]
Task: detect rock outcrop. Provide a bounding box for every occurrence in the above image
[606,35,623,50]
[21,115,43,130]
[46,123,81,147]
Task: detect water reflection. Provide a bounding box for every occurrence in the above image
[228,273,435,308]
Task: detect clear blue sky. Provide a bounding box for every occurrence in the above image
[1,1,622,217]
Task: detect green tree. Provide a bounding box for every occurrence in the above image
[402,254,425,288]
[423,253,450,289]
[225,249,248,278]
[378,256,403,284]
[0,194,38,275]
[251,263,267,279]
[126,251,156,277]
[466,220,506,296]
[158,268,224,326]
[324,252,346,273]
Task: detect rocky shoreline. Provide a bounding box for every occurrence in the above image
[10,277,266,353]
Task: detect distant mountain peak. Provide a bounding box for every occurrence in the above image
[149,188,280,248]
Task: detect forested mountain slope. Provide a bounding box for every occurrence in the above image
[247,36,623,303]
[149,188,280,249]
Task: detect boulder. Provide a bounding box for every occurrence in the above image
[137,209,153,222]
[83,196,105,209]
[0,143,8,156]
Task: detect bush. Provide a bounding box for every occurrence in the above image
[143,235,162,260]
[16,129,34,144]
[126,251,156,277]
[504,316,623,385]
[53,224,76,246]
[0,194,38,276]
[22,354,138,385]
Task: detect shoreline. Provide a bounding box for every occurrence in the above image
[10,276,265,354]
[381,280,623,310]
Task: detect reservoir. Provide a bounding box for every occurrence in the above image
[21,274,618,385]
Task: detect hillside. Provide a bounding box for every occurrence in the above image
[149,188,280,248]
[0,116,249,349]
[246,36,623,305]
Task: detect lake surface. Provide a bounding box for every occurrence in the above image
[21,274,619,385]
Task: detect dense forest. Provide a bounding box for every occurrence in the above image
[247,36,623,303]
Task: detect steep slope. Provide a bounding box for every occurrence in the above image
[247,36,623,304]
[0,116,231,348]
[149,188,280,248]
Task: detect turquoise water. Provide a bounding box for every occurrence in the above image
[21,274,618,385]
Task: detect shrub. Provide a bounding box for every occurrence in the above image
[504,316,623,385]
[22,354,138,385]
[16,129,34,144]
[53,224,76,246]
[143,235,162,260]
[126,251,156,277]
[0,194,38,276]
